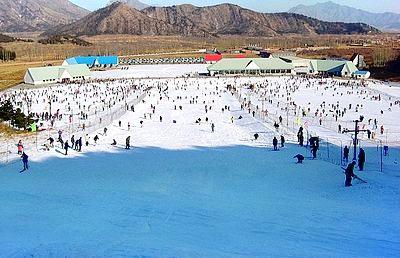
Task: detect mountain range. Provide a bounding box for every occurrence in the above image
[290,1,400,31]
[0,0,89,32]
[0,0,382,36]
[46,2,378,37]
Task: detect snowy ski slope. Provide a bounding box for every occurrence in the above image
[0,71,399,257]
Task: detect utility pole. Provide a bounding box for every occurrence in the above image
[343,116,370,161]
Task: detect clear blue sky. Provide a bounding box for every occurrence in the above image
[70,0,400,14]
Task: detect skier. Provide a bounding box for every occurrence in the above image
[293,154,305,164]
[59,137,64,149]
[345,161,356,187]
[211,123,215,133]
[311,144,318,159]
[94,135,99,144]
[104,127,108,136]
[78,137,82,152]
[297,127,304,147]
[254,133,259,140]
[299,134,304,147]
[20,152,29,172]
[64,141,70,156]
[358,148,366,171]
[111,139,117,146]
[75,139,79,151]
[126,136,131,150]
[71,135,75,150]
[273,137,278,151]
[343,146,349,163]
[48,137,54,148]
[280,135,285,148]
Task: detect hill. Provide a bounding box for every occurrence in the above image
[0,0,90,32]
[47,3,211,37]
[108,0,150,10]
[48,2,379,37]
[289,1,400,31]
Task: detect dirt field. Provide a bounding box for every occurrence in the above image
[0,60,62,91]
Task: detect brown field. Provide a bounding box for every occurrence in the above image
[0,60,61,91]
[0,122,35,138]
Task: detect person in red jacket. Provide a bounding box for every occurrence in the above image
[17,140,23,155]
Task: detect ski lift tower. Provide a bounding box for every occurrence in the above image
[343,115,371,161]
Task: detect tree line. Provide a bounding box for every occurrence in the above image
[0,100,34,130]
[0,47,16,61]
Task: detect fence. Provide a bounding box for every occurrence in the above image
[0,87,152,168]
[231,88,399,173]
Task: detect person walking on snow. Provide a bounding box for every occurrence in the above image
[273,137,278,151]
[17,140,23,155]
[64,141,70,156]
[345,161,356,187]
[78,137,82,152]
[59,137,64,149]
[126,136,131,150]
[358,148,366,171]
[211,123,215,133]
[71,135,75,150]
[280,135,285,148]
[343,146,349,163]
[311,144,318,159]
[20,152,29,172]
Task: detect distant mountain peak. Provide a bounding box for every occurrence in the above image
[289,1,400,31]
[108,0,150,10]
[0,0,89,32]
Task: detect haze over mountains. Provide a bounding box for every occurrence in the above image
[46,2,378,37]
[0,0,89,32]
[290,1,400,31]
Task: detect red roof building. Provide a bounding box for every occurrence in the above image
[205,54,222,63]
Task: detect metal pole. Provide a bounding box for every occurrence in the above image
[286,104,289,127]
[353,120,358,161]
[380,141,383,173]
[340,142,343,166]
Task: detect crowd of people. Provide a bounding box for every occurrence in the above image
[2,76,391,187]
[236,76,400,144]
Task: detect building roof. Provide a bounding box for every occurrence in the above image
[27,65,91,82]
[64,56,119,66]
[208,58,293,71]
[205,54,222,62]
[279,56,302,62]
[310,60,358,74]
[353,70,370,75]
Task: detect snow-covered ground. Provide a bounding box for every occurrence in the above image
[235,77,400,146]
[92,64,209,79]
[0,71,400,257]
